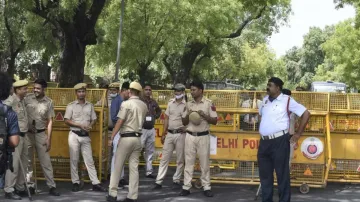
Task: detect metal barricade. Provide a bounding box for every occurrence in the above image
[328,93,360,183]
[149,90,331,194]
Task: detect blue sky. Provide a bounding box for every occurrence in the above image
[269,0,356,57]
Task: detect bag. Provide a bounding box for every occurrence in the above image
[0,105,9,175]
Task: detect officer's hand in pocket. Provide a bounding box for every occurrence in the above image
[45,138,51,152]
[161,135,166,145]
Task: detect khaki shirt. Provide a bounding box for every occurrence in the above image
[117,96,148,134]
[182,97,217,132]
[64,100,97,131]
[165,98,186,130]
[25,93,54,130]
[4,94,28,132]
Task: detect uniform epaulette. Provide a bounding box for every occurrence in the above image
[168,98,175,103]
[25,93,35,97]
[204,97,212,102]
[68,101,76,105]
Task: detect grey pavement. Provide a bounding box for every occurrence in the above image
[1,170,360,202]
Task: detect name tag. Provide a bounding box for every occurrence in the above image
[146,116,152,121]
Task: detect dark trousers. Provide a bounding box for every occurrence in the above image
[257,133,291,202]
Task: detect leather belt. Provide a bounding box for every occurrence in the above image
[261,130,288,140]
[19,132,26,137]
[186,131,209,137]
[28,129,46,134]
[72,130,89,137]
[168,129,183,134]
[120,133,142,138]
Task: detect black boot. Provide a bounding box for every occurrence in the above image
[5,192,22,200]
[93,184,108,192]
[72,183,80,192]
[106,195,117,202]
[49,187,60,196]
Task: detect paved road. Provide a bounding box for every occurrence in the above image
[1,175,360,202]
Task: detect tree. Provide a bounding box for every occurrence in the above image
[16,0,106,87]
[317,19,360,88]
[0,0,26,77]
[88,0,291,85]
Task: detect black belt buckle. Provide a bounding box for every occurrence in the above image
[121,133,142,138]
[187,131,209,136]
[72,130,89,137]
[36,129,46,133]
[19,132,26,137]
[168,129,182,134]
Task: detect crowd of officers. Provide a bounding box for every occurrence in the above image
[0,71,309,202]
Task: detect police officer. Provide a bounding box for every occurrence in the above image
[109,82,130,186]
[0,73,20,197]
[180,81,217,197]
[25,79,60,196]
[141,84,161,178]
[106,82,148,202]
[4,80,29,200]
[64,83,107,192]
[153,83,186,189]
[258,77,310,202]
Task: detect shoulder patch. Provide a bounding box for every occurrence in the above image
[211,103,216,111]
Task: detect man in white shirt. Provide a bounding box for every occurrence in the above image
[258,77,310,202]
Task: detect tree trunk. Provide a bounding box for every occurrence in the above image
[174,42,206,84]
[30,62,51,81]
[58,32,86,87]
[138,63,150,86]
[6,56,16,78]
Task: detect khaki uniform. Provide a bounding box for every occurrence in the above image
[64,100,100,185]
[155,98,186,185]
[25,93,56,188]
[181,97,217,191]
[108,96,148,200]
[4,94,29,193]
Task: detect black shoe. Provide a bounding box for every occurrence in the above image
[119,179,129,187]
[14,189,27,197]
[106,195,117,202]
[172,181,182,189]
[152,183,162,190]
[120,198,136,202]
[93,184,108,192]
[179,189,190,196]
[146,174,156,179]
[49,187,60,196]
[29,186,36,195]
[204,190,214,197]
[72,183,80,192]
[5,192,22,200]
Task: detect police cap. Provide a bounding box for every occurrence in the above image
[109,82,121,89]
[189,111,201,125]
[129,82,142,92]
[13,80,28,88]
[173,83,186,91]
[74,83,87,90]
